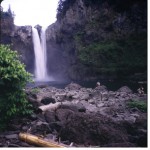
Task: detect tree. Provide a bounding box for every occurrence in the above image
[0,45,33,130]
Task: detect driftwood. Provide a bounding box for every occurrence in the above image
[38,101,72,112]
[38,102,61,112]
[19,133,67,147]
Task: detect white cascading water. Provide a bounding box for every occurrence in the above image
[32,27,50,81]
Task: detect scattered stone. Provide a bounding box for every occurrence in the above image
[0,83,147,147]
[5,134,18,139]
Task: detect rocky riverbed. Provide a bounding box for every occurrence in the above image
[0,83,147,147]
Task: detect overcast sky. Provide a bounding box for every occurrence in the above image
[1,0,59,27]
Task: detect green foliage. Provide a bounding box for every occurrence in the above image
[0,45,33,131]
[127,100,147,112]
[31,88,40,94]
[78,33,147,76]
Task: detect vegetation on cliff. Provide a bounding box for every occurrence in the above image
[77,33,147,77]
[55,0,147,80]
[0,45,33,130]
[57,0,146,19]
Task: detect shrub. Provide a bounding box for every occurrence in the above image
[31,88,40,94]
[127,100,147,112]
[0,45,33,130]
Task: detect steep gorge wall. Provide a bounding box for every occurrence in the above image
[11,26,34,73]
[0,10,34,73]
[0,0,147,81]
[46,0,147,81]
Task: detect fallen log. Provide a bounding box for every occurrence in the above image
[38,102,61,112]
[19,133,67,147]
[38,101,72,112]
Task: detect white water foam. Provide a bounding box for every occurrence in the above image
[32,27,54,81]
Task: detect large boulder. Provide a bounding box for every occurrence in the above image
[117,86,133,94]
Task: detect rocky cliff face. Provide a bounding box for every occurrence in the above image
[46,0,147,81]
[1,0,147,81]
[0,10,14,44]
[0,10,34,73]
[11,26,34,73]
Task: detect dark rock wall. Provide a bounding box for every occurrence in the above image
[0,10,14,44]
[11,26,34,73]
[46,0,147,81]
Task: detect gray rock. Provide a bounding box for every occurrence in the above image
[117,86,133,94]
[80,101,98,113]
[88,99,96,104]
[20,142,33,147]
[5,134,18,139]
[44,110,56,123]
[124,116,136,123]
[44,133,55,140]
[21,126,29,132]
[65,83,82,90]
[75,102,86,112]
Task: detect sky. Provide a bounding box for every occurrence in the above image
[1,0,59,27]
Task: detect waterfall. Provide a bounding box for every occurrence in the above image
[32,27,51,81]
